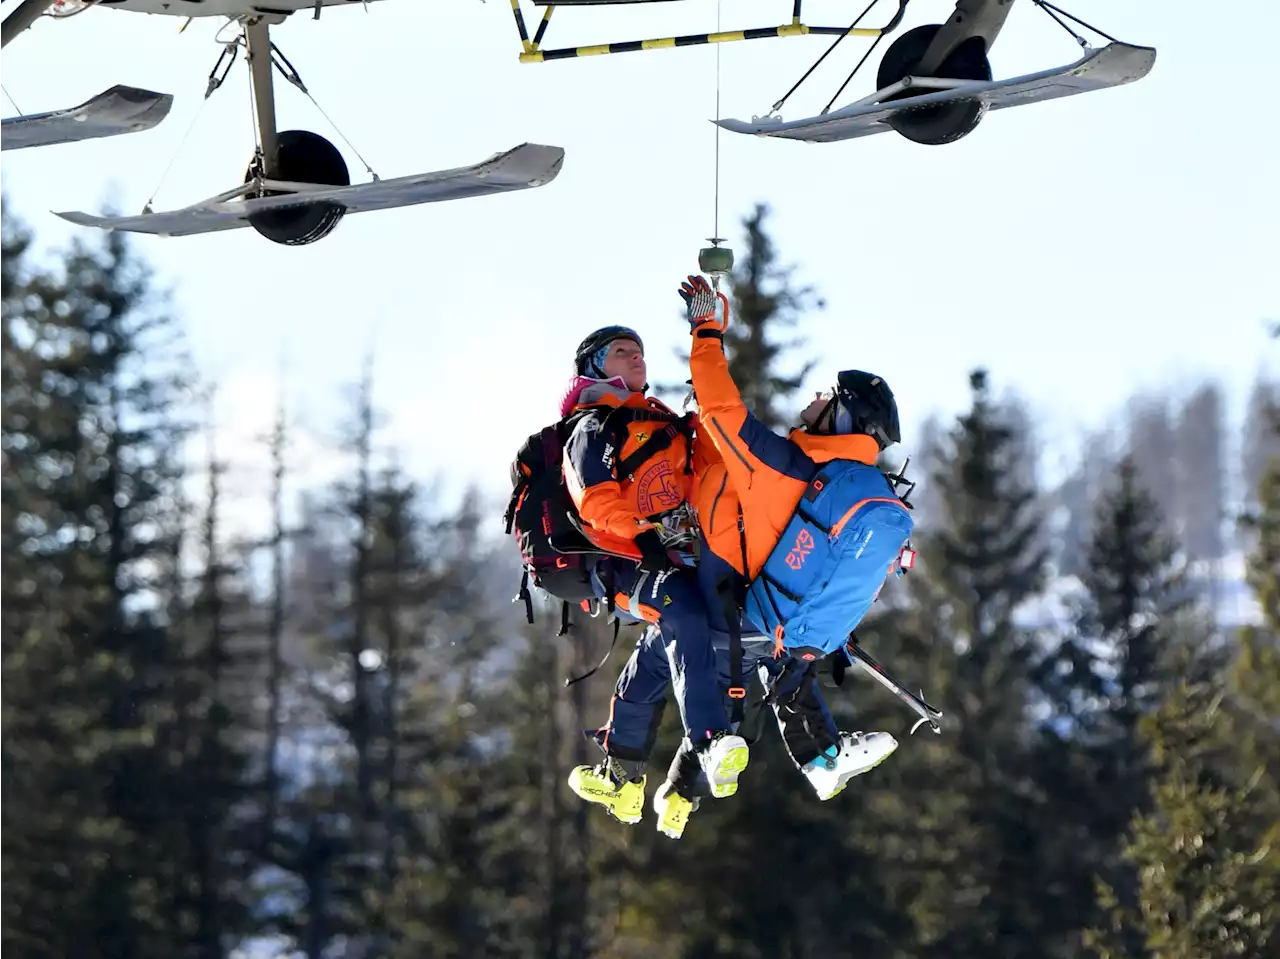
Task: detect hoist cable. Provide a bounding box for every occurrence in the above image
[712,0,723,245]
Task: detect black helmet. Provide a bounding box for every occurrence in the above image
[830,369,901,450]
[574,325,644,377]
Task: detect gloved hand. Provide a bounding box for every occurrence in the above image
[633,527,675,571]
[678,275,726,331]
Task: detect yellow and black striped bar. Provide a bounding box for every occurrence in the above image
[511,1,898,63]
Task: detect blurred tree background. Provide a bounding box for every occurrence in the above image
[3,196,1276,959]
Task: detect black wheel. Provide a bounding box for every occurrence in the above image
[875,24,993,146]
[244,129,350,246]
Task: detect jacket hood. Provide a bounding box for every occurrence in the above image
[558,375,639,417]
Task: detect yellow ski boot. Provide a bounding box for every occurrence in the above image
[653,781,699,840]
[567,760,646,825]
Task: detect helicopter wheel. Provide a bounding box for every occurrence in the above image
[244,130,350,246]
[876,24,993,146]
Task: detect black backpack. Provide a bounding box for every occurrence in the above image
[504,416,598,630]
[502,404,695,636]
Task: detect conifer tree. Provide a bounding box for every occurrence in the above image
[1241,373,1279,517]
[1085,667,1278,959]
[1173,381,1227,566]
[718,202,824,431]
[1126,393,1180,532]
[860,368,1054,957]
[1030,454,1197,956]
[1052,456,1191,747]
[1086,400,1280,959]
[662,202,822,430]
[1,204,252,957]
[0,199,74,958]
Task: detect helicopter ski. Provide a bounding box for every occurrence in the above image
[512,0,1155,147]
[1,0,1155,246]
[717,39,1156,144]
[0,83,173,152]
[1,0,563,246]
[54,143,564,241]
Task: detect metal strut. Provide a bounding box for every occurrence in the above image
[1030,0,1122,48]
[244,17,279,179]
[227,19,379,184]
[769,0,909,116]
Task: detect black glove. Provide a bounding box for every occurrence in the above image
[634,527,674,571]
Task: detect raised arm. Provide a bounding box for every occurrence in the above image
[682,276,815,490]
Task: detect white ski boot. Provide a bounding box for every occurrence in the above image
[802,730,898,800]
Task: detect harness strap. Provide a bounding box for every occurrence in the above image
[718,502,752,724]
[719,582,746,724]
[597,407,696,482]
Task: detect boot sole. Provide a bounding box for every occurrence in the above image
[708,744,751,798]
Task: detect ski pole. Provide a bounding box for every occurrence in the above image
[845,638,944,736]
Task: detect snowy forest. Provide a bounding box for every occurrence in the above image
[2,194,1277,959]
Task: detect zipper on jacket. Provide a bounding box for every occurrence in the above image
[711,416,755,482]
[708,472,728,533]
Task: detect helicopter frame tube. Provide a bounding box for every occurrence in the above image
[515,0,1154,148]
[1,0,54,48]
[511,0,909,63]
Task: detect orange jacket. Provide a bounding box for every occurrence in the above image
[687,324,881,579]
[562,380,693,559]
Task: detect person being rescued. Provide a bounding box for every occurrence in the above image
[568,276,909,840]
[558,324,753,809]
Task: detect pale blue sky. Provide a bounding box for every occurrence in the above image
[2,0,1276,529]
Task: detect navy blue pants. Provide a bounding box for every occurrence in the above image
[591,558,730,755]
[589,616,841,771]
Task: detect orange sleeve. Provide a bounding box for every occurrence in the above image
[690,322,816,488]
[562,411,655,544]
[573,482,655,542]
[690,324,756,495]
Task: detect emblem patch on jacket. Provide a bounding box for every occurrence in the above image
[635,461,681,515]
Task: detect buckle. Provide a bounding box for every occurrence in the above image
[727,686,746,699]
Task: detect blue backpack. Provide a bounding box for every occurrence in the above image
[743,459,914,657]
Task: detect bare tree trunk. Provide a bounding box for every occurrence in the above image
[195,409,228,959]
[565,630,595,959]
[380,469,406,950]
[542,635,565,959]
[350,358,375,818]
[263,389,288,856]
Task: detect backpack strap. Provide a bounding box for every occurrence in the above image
[614,414,696,481]
[717,502,752,725]
[563,617,622,688]
[517,568,534,625]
